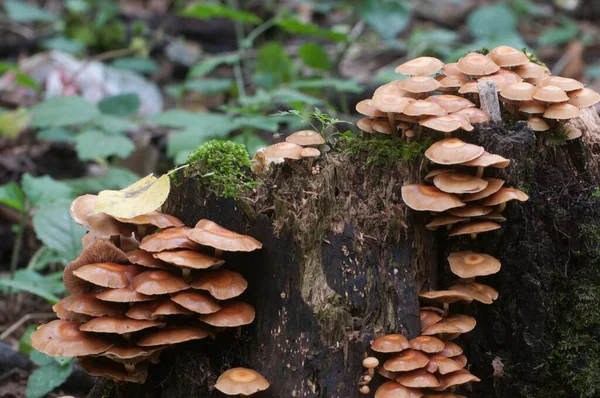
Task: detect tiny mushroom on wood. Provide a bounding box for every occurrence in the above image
[215,367,270,396]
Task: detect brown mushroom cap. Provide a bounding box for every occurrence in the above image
[543,103,583,120]
[452,354,468,368]
[500,82,536,102]
[396,57,444,76]
[450,282,499,304]
[424,169,453,183]
[398,76,441,94]
[409,336,445,353]
[404,100,447,117]
[425,138,485,165]
[102,345,162,361]
[70,195,136,237]
[462,151,510,168]
[456,108,490,124]
[127,249,172,270]
[56,294,123,317]
[199,301,255,327]
[80,316,163,334]
[481,187,529,206]
[264,142,304,160]
[433,173,488,194]
[419,290,472,305]
[286,130,325,146]
[375,381,423,398]
[384,349,430,372]
[357,118,376,133]
[565,125,583,140]
[480,212,507,222]
[64,241,128,295]
[371,119,393,135]
[186,219,263,252]
[372,88,415,113]
[420,310,443,330]
[440,341,463,357]
[434,369,481,390]
[191,270,248,300]
[115,211,184,228]
[447,251,501,278]
[463,178,505,202]
[126,298,193,320]
[378,367,401,380]
[401,185,465,212]
[436,75,468,92]
[397,369,440,388]
[478,73,519,92]
[132,270,189,295]
[519,100,546,115]
[420,115,473,133]
[488,46,529,67]
[568,88,600,108]
[425,95,475,113]
[533,85,569,103]
[371,334,411,353]
[356,99,387,117]
[425,215,469,231]
[449,220,501,237]
[539,76,584,92]
[363,357,380,369]
[137,326,211,347]
[153,250,224,270]
[139,227,200,252]
[425,355,464,375]
[422,394,466,398]
[78,357,148,383]
[457,81,479,95]
[447,204,493,218]
[96,287,153,303]
[301,147,321,158]
[457,53,499,76]
[436,314,477,334]
[73,263,140,291]
[441,63,462,76]
[515,62,546,79]
[171,291,221,314]
[527,116,550,132]
[215,368,270,396]
[31,320,112,357]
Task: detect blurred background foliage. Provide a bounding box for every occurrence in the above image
[0,0,599,396]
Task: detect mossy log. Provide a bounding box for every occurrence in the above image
[90,109,600,398]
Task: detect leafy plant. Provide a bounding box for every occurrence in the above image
[272,108,351,142]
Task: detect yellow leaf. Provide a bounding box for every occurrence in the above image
[93,173,171,219]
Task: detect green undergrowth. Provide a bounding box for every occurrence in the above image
[183,140,258,198]
[343,134,432,168]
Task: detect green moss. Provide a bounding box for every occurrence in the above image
[184,140,258,198]
[590,188,600,200]
[344,134,432,168]
[546,128,569,146]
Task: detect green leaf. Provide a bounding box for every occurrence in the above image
[111,57,159,74]
[232,133,268,155]
[98,94,140,117]
[406,28,459,59]
[271,88,323,106]
[42,36,86,55]
[26,362,72,398]
[4,0,58,23]
[154,110,237,134]
[358,0,411,40]
[19,324,37,355]
[275,18,347,42]
[21,174,73,207]
[93,114,137,134]
[0,62,39,90]
[291,78,363,93]
[187,53,241,78]
[37,127,76,142]
[30,350,54,367]
[298,43,331,71]
[32,200,86,263]
[31,96,99,128]
[254,42,294,90]
[538,18,579,46]
[233,116,280,132]
[0,182,25,212]
[467,4,517,39]
[65,167,139,194]
[185,78,233,95]
[74,130,135,160]
[181,3,261,24]
[0,277,60,303]
[167,130,219,161]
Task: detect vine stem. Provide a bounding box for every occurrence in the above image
[9,205,27,279]
[227,0,248,99]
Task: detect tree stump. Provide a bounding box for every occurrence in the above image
[90,109,600,397]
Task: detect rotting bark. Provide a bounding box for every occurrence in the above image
[90,109,600,398]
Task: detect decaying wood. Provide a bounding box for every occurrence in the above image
[477,80,502,124]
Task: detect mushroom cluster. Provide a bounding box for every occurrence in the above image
[356,47,599,140]
[252,129,325,173]
[358,333,479,396]
[30,194,265,388]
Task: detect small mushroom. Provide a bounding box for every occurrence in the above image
[419,115,474,138]
[481,187,529,211]
[371,334,410,353]
[72,263,140,293]
[543,103,582,120]
[425,95,475,113]
[533,85,569,104]
[425,138,485,165]
[185,219,262,257]
[285,130,326,147]
[78,357,148,383]
[100,346,162,374]
[500,82,536,105]
[404,101,447,118]
[447,251,501,278]
[199,301,255,327]
[447,204,493,218]
[461,151,510,177]
[439,341,463,358]
[568,88,600,108]
[436,75,468,93]
[396,56,444,76]
[153,250,224,280]
[139,227,200,252]
[433,369,481,391]
[397,369,440,389]
[374,381,423,398]
[171,290,221,314]
[450,282,499,304]
[425,355,463,375]
[456,53,499,77]
[301,147,321,171]
[433,173,488,194]
[519,100,546,115]
[356,99,387,118]
[115,211,184,229]
[31,320,112,357]
[132,270,189,295]
[383,349,430,372]
[54,294,123,317]
[398,76,442,94]
[191,270,248,300]
[424,314,477,337]
[409,336,445,353]
[401,185,465,212]
[527,116,550,132]
[80,316,163,334]
[96,287,153,303]
[420,310,443,330]
[425,215,469,231]
[448,220,501,239]
[127,249,172,270]
[419,290,472,314]
[137,326,211,347]
[539,76,584,92]
[514,62,547,79]
[215,368,270,396]
[487,46,529,67]
[463,178,505,202]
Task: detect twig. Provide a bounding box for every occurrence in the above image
[227,0,248,99]
[0,313,55,341]
[9,205,27,278]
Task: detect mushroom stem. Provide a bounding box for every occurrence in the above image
[444,131,451,139]
[498,202,507,212]
[124,362,136,374]
[387,112,398,138]
[367,368,374,378]
[122,333,133,342]
[214,249,223,258]
[443,302,450,316]
[284,158,308,175]
[307,158,314,172]
[470,233,478,240]
[109,235,121,249]
[476,166,484,178]
[181,268,191,282]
